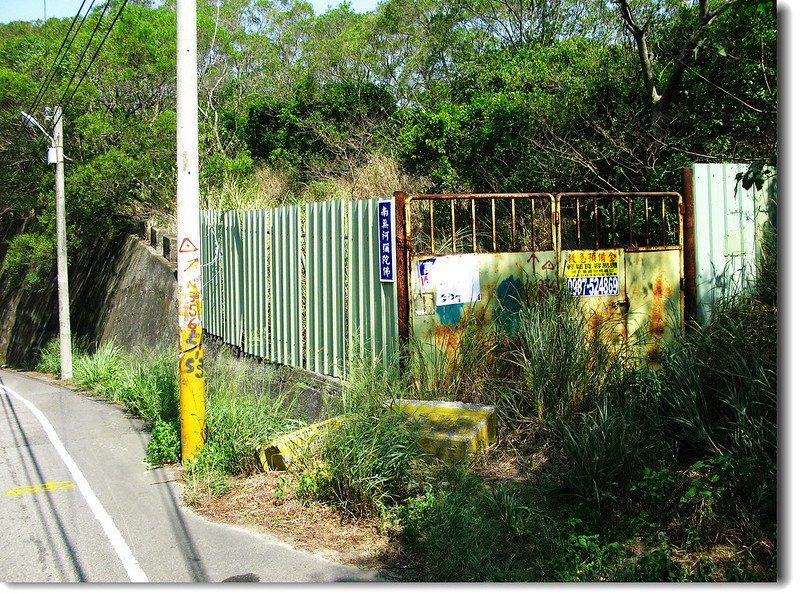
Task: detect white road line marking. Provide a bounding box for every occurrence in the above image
[2,385,149,582]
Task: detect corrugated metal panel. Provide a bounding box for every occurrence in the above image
[755,171,778,250]
[306,200,346,377]
[241,209,270,359]
[692,163,760,324]
[199,210,224,338]
[222,210,244,346]
[348,198,399,370]
[270,205,303,367]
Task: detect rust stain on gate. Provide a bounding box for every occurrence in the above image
[400,191,683,366]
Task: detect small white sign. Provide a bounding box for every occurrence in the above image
[417,254,481,306]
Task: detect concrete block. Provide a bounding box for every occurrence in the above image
[256,418,343,471]
[392,399,497,463]
[256,399,498,471]
[163,236,177,264]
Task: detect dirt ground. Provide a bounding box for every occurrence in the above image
[187,470,412,579]
[184,441,544,582]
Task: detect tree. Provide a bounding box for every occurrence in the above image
[611,0,746,135]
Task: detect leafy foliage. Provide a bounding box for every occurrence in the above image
[146,419,181,465]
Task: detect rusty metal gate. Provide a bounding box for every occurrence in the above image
[396,191,683,364]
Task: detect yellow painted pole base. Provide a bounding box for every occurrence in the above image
[179,326,206,462]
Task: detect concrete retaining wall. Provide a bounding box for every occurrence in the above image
[0,217,178,367]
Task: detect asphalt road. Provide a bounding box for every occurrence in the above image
[0,368,382,583]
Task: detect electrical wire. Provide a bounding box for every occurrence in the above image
[51,0,131,134]
[25,1,92,134]
[52,1,112,120]
[27,1,98,157]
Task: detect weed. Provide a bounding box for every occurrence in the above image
[35,337,65,375]
[204,390,299,476]
[615,548,680,582]
[501,287,633,424]
[181,445,233,505]
[72,341,125,396]
[408,315,500,405]
[397,467,555,581]
[146,419,181,465]
[113,349,179,425]
[555,397,645,504]
[298,409,419,517]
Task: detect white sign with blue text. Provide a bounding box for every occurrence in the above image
[377,199,395,282]
[416,254,481,306]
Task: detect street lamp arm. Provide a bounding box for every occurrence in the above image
[20,111,54,144]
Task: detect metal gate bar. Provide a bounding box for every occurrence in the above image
[404,193,556,256]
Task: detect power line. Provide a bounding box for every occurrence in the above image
[52,0,131,134]
[54,1,112,118]
[26,1,97,157]
[26,1,92,127]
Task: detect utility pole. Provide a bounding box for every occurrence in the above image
[52,106,73,381]
[176,0,205,461]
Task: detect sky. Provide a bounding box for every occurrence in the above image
[0,0,381,24]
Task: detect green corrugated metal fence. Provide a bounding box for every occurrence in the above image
[270,205,303,368]
[201,198,400,378]
[221,210,244,347]
[348,198,399,370]
[242,209,270,359]
[306,200,346,377]
[200,210,223,338]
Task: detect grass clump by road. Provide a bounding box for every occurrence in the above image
[33,341,302,475]
[291,355,421,520]
[181,347,303,505]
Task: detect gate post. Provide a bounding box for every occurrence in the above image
[393,191,410,351]
[682,167,698,325]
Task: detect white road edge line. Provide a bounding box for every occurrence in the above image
[2,385,149,583]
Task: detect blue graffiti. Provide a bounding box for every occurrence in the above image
[494,275,524,333]
[436,303,465,326]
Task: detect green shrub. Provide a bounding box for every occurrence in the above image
[2,228,56,291]
[146,419,181,465]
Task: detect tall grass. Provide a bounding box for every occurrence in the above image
[555,397,645,503]
[294,354,420,517]
[182,347,303,502]
[72,342,126,396]
[408,316,500,404]
[655,294,776,459]
[501,287,633,424]
[113,349,180,426]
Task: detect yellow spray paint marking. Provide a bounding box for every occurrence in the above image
[5,480,77,496]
